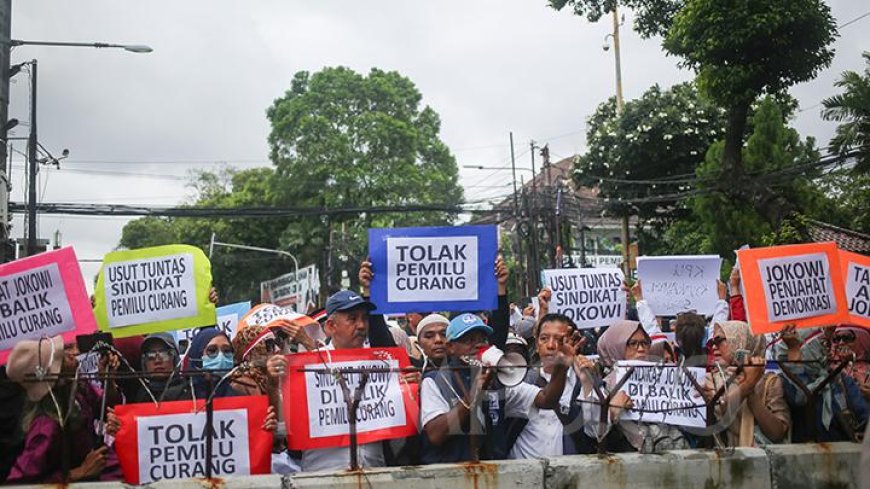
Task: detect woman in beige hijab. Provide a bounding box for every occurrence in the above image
[705,321,790,446]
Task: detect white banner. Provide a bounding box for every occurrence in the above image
[636,255,721,315]
[615,360,706,428]
[386,236,479,303]
[846,260,870,320]
[305,359,407,438]
[541,268,625,328]
[0,263,75,350]
[260,265,320,313]
[759,252,836,322]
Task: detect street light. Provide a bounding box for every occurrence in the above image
[10,40,153,53]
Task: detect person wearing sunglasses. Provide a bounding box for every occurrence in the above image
[130,333,189,403]
[829,325,870,402]
[704,321,790,447]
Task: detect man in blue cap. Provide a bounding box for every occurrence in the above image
[419,312,573,463]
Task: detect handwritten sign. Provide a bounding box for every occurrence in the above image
[369,225,498,314]
[282,347,419,450]
[738,242,848,334]
[175,301,251,344]
[0,247,96,364]
[636,255,722,315]
[839,250,870,328]
[541,268,625,328]
[94,245,216,338]
[615,360,706,428]
[113,396,272,485]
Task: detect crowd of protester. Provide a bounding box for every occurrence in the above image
[0,257,867,483]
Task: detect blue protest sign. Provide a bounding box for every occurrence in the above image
[368,225,498,314]
[173,301,251,344]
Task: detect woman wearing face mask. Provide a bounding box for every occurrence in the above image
[575,320,689,453]
[704,321,790,447]
[186,327,242,399]
[829,325,870,402]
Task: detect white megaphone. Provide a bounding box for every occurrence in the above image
[473,345,529,387]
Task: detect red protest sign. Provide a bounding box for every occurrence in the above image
[840,250,870,328]
[282,347,419,450]
[0,247,97,364]
[113,396,272,485]
[737,242,848,334]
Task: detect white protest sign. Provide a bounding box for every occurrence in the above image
[636,255,722,316]
[260,265,320,313]
[102,253,197,328]
[615,360,706,428]
[306,359,407,438]
[541,268,625,328]
[0,263,75,352]
[386,236,479,303]
[845,259,870,322]
[759,252,837,322]
[137,409,250,483]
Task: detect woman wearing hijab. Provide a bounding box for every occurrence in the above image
[132,333,189,403]
[6,336,122,483]
[185,327,242,399]
[575,320,689,453]
[704,321,790,447]
[829,325,870,402]
[776,326,868,442]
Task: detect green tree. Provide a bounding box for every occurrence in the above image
[548,0,683,38]
[664,0,836,182]
[266,67,464,287]
[574,82,727,242]
[120,67,464,301]
[692,97,824,256]
[822,52,870,173]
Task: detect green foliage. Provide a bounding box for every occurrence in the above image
[691,98,823,256]
[822,52,870,173]
[120,67,464,301]
[575,82,726,222]
[664,0,837,108]
[547,0,684,38]
[761,214,812,247]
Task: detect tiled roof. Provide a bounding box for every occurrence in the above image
[808,220,870,255]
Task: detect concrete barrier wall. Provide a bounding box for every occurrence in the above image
[7,443,861,489]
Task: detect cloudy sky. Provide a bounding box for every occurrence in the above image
[7,0,869,290]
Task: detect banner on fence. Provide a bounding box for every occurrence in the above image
[615,360,707,428]
[113,396,272,485]
[282,347,418,450]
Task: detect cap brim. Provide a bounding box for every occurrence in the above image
[450,324,494,342]
[334,301,377,314]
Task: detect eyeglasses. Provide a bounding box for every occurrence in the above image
[626,339,651,350]
[204,345,234,358]
[144,349,172,362]
[832,334,856,345]
[707,336,727,349]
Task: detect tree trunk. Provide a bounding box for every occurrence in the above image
[721,102,750,181]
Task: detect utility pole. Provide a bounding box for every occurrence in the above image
[509,132,525,297]
[528,141,539,293]
[26,59,37,256]
[610,2,631,277]
[0,0,11,262]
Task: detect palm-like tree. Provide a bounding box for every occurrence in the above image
[822,52,870,173]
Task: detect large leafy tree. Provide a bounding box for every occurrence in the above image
[691,97,824,256]
[574,82,726,237]
[822,52,870,174]
[664,0,837,182]
[266,67,463,287]
[120,67,463,301]
[548,0,683,38]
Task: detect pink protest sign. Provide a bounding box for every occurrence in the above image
[0,247,97,364]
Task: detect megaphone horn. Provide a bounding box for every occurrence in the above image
[496,352,529,387]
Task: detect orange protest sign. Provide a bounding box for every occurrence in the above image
[737,242,848,334]
[839,250,870,328]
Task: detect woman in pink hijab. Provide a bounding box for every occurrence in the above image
[830,325,870,402]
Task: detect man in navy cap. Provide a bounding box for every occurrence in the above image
[419,313,573,463]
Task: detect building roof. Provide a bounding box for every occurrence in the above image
[808,220,870,255]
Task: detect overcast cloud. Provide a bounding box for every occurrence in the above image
[7,0,869,291]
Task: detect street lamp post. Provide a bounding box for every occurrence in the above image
[4,38,152,256]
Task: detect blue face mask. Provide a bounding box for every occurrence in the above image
[202,352,234,371]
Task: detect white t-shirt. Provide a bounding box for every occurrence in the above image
[509,368,577,459]
[420,373,539,432]
[300,342,385,473]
